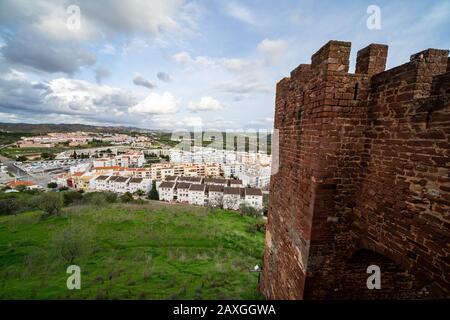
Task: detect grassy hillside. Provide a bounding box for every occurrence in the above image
[0,201,265,299]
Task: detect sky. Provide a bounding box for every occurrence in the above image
[0,0,449,131]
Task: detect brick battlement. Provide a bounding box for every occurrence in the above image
[261,41,450,299]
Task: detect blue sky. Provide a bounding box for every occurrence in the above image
[0,0,449,130]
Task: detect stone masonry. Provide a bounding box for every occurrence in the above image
[260,41,450,299]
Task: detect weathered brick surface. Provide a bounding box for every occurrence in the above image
[260,41,450,299]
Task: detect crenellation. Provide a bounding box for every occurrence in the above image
[311,40,351,73]
[356,44,388,75]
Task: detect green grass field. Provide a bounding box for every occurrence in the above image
[0,201,265,300]
[0,146,69,159]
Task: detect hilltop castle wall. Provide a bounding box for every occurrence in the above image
[261,41,450,299]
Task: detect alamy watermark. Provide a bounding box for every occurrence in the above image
[66,265,81,290]
[366,265,381,290]
[367,5,381,30]
[66,5,81,31]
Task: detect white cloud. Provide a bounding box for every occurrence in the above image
[188,96,224,112]
[0,0,202,73]
[172,51,193,64]
[172,51,254,73]
[129,92,179,114]
[101,44,116,55]
[95,67,111,84]
[257,38,288,64]
[178,116,203,127]
[157,71,172,82]
[43,78,133,115]
[224,2,257,25]
[0,69,28,82]
[133,73,156,89]
[216,75,273,95]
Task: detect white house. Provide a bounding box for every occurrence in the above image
[178,176,203,185]
[158,181,176,201]
[93,158,117,168]
[223,187,242,210]
[53,173,68,188]
[128,177,151,194]
[207,185,224,208]
[109,176,130,193]
[188,184,206,206]
[204,177,227,186]
[90,175,110,191]
[229,179,243,188]
[176,182,191,203]
[244,188,263,210]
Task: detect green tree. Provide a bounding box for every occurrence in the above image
[120,192,133,203]
[47,182,58,189]
[15,185,28,192]
[36,192,63,216]
[62,190,83,206]
[148,180,159,200]
[16,155,27,162]
[41,152,55,160]
[0,199,18,215]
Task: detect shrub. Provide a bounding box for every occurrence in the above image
[83,192,117,206]
[104,192,118,203]
[47,182,58,189]
[239,204,262,218]
[0,198,19,215]
[62,191,83,206]
[35,192,63,216]
[41,152,55,160]
[84,192,107,207]
[15,185,28,192]
[52,224,91,264]
[120,192,133,203]
[246,219,266,234]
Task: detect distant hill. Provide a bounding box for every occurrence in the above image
[0,122,152,134]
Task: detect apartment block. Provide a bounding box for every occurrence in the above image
[151,162,221,180]
[89,175,151,194]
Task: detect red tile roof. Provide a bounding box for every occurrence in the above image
[7,180,36,188]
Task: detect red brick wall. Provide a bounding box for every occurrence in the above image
[260,41,450,299]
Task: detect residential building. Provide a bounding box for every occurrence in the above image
[158,181,176,201]
[178,176,203,184]
[204,177,227,186]
[90,175,110,191]
[151,162,221,180]
[188,184,206,206]
[221,163,244,178]
[71,172,97,190]
[207,185,224,208]
[108,176,130,193]
[229,179,243,188]
[244,188,263,209]
[6,180,40,190]
[128,177,151,194]
[176,182,191,203]
[223,187,242,210]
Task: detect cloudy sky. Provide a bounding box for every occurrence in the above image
[0,0,449,131]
